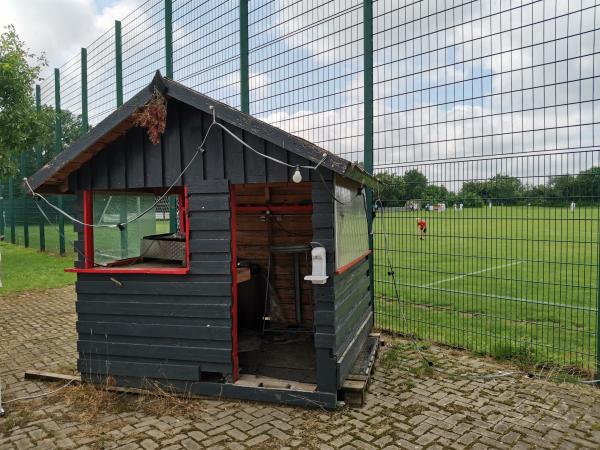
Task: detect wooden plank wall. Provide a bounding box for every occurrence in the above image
[333,257,373,387]
[75,180,233,382]
[68,99,328,385]
[234,183,313,327]
[311,172,338,393]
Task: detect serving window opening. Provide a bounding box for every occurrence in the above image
[67,188,189,274]
[232,182,317,389]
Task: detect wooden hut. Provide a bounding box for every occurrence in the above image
[26,72,379,408]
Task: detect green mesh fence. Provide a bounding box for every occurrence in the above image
[2,0,599,376]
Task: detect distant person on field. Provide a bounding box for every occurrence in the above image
[459,202,463,211]
[570,201,576,212]
[417,218,427,240]
[488,201,492,208]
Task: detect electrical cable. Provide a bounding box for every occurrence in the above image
[375,184,433,366]
[31,199,106,267]
[0,379,76,406]
[23,105,356,229]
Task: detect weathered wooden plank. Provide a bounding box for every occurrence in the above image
[78,359,201,381]
[224,124,245,183]
[189,239,231,253]
[126,127,145,188]
[76,301,230,318]
[78,161,92,190]
[163,101,183,186]
[265,141,288,182]
[77,341,231,363]
[189,252,231,262]
[145,135,163,187]
[108,135,127,189]
[244,132,266,183]
[204,112,225,180]
[180,103,205,185]
[337,312,373,388]
[188,260,231,275]
[92,149,109,189]
[188,195,230,211]
[76,281,231,296]
[188,179,229,194]
[76,320,231,340]
[188,212,231,231]
[76,293,231,304]
[77,314,231,328]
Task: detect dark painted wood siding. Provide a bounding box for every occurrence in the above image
[75,180,233,382]
[333,257,372,388]
[70,99,326,385]
[72,101,316,192]
[311,172,338,393]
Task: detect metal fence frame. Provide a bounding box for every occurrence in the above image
[0,0,598,377]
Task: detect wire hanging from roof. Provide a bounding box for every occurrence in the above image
[23,105,341,229]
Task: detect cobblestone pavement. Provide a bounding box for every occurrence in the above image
[2,288,600,449]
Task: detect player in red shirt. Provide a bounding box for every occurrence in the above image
[417,218,427,240]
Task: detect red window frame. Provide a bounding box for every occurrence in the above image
[65,187,190,275]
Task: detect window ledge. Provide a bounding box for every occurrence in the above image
[334,250,372,275]
[65,267,189,275]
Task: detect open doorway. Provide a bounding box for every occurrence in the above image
[231,182,317,388]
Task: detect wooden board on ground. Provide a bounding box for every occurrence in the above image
[235,374,316,391]
[341,333,381,407]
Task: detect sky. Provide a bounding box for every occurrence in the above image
[1,0,145,71]
[2,0,598,187]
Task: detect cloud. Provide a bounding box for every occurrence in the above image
[1,0,145,72]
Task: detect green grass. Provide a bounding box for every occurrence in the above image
[4,224,78,255]
[374,205,600,372]
[0,241,75,295]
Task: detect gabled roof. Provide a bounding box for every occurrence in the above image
[27,71,378,193]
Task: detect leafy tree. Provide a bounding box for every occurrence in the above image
[404,169,428,200]
[0,25,47,177]
[375,172,406,206]
[573,166,600,203]
[485,174,522,204]
[35,106,84,164]
[422,184,452,205]
[461,180,486,198]
[521,184,550,206]
[459,191,484,207]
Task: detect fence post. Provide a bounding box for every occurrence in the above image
[164,0,178,233]
[239,0,249,114]
[8,178,15,244]
[20,153,29,247]
[363,0,375,308]
[35,84,45,251]
[0,181,4,239]
[115,21,123,107]
[165,0,173,79]
[115,20,128,257]
[596,224,600,380]
[81,48,89,133]
[55,68,66,255]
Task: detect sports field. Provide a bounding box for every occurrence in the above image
[373,205,600,372]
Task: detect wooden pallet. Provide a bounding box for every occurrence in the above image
[341,333,381,407]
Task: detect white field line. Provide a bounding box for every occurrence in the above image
[380,284,597,312]
[423,261,524,288]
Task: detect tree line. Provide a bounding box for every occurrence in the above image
[375,167,600,207]
[1,25,83,178]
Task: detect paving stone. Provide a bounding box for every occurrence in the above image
[2,287,600,450]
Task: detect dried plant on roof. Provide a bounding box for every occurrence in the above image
[133,88,167,145]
